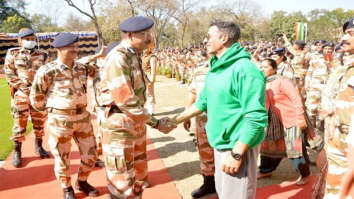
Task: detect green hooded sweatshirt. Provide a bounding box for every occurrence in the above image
[194,42,267,150]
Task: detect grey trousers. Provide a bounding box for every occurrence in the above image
[214,146,259,199]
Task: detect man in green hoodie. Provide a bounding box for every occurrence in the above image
[168,20,268,199]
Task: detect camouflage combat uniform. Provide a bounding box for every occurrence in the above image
[305,54,329,129]
[142,53,157,114]
[277,61,295,83]
[87,57,105,155]
[189,61,214,177]
[285,43,309,97]
[4,47,48,142]
[324,54,354,198]
[30,58,98,188]
[98,40,158,198]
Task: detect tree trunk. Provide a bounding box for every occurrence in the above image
[93,20,104,47]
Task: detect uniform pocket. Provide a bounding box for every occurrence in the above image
[105,141,134,173]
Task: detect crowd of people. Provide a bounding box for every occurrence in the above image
[3,14,354,199]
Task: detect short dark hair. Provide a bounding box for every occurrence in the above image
[264,58,277,70]
[210,19,241,45]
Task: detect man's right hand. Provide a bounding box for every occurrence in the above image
[157,117,177,134]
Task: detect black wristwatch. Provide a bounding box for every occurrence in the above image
[231,151,242,161]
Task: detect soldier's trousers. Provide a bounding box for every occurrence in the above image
[295,77,306,98]
[145,83,155,115]
[95,106,106,155]
[324,147,348,199]
[11,90,46,142]
[191,114,215,176]
[46,110,98,188]
[305,89,322,129]
[101,112,148,198]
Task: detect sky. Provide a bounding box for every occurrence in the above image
[25,0,354,26]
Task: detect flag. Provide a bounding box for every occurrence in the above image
[295,22,307,42]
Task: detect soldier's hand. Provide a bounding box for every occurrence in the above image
[157,117,177,134]
[98,46,107,58]
[183,119,191,132]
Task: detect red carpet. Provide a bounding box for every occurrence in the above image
[0,132,314,199]
[0,133,181,199]
[206,177,315,199]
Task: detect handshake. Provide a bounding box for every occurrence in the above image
[154,117,178,134]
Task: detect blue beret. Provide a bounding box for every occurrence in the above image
[95,41,121,56]
[295,40,306,47]
[270,47,285,55]
[18,29,34,38]
[52,32,79,48]
[314,40,326,45]
[119,16,154,32]
[343,18,354,32]
[323,42,334,48]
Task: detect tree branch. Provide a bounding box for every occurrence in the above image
[63,0,94,21]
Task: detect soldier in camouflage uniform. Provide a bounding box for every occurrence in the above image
[323,18,354,199]
[87,42,120,168]
[30,32,103,199]
[304,43,330,131]
[142,43,158,115]
[97,16,175,199]
[184,51,216,198]
[4,28,50,168]
[270,47,295,83]
[282,34,309,97]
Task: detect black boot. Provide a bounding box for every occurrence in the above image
[12,141,22,168]
[191,175,216,198]
[95,158,105,168]
[75,180,99,196]
[63,186,76,199]
[35,138,50,158]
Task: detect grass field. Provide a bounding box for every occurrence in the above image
[0,78,13,160]
[0,79,32,160]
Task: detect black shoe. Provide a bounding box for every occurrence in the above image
[75,180,99,196]
[191,175,216,198]
[35,138,50,158]
[12,141,22,168]
[95,159,105,168]
[63,186,76,199]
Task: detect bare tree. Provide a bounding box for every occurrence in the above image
[126,0,137,16]
[218,0,263,41]
[137,0,178,49]
[63,0,104,46]
[173,0,199,47]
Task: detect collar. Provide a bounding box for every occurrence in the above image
[121,40,137,54]
[55,58,76,72]
[19,47,33,54]
[266,74,280,82]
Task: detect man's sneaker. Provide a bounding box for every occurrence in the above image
[296,175,311,186]
[95,159,105,168]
